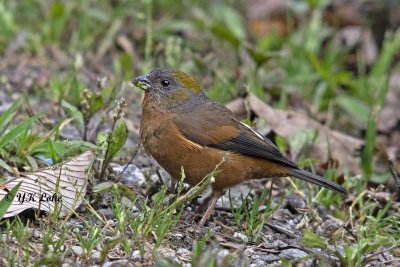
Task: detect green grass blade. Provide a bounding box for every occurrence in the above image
[0,181,22,220]
[0,158,12,173]
[361,30,400,178]
[0,98,23,133]
[0,113,42,149]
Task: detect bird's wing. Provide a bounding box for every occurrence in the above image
[173,101,298,168]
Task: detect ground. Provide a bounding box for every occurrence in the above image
[0,0,400,266]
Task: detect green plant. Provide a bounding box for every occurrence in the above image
[231,186,275,242]
[98,98,128,180]
[303,188,400,267]
[0,98,95,173]
[190,232,217,267]
[360,30,400,180]
[0,181,22,220]
[75,225,102,259]
[0,1,17,52]
[10,217,32,263]
[41,223,71,255]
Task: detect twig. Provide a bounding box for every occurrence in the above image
[265,222,298,238]
[119,144,141,177]
[297,245,339,266]
[343,225,358,241]
[99,99,126,179]
[362,245,397,265]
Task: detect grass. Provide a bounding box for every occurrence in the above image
[0,0,399,266]
[230,187,276,243]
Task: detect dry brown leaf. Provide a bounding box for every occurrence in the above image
[378,74,400,132]
[335,26,378,66]
[116,34,134,56]
[324,0,364,28]
[226,94,364,174]
[225,97,248,118]
[0,151,94,218]
[246,0,292,38]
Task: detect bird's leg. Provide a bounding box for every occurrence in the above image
[196,193,212,212]
[198,190,222,226]
[183,191,212,223]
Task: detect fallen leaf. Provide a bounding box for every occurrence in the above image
[116,34,134,56]
[246,0,292,38]
[0,151,94,218]
[378,74,400,132]
[324,0,364,28]
[225,97,248,118]
[366,191,391,203]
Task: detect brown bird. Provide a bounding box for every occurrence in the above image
[133,68,346,225]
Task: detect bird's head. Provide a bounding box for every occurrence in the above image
[132,68,204,111]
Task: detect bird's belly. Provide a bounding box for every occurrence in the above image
[143,129,225,186]
[143,134,256,189]
[141,121,227,185]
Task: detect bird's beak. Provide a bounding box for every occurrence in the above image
[132,74,152,91]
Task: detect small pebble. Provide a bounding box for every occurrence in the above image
[250,260,267,267]
[233,232,248,243]
[71,246,84,256]
[159,251,177,261]
[279,248,308,259]
[252,254,281,263]
[112,163,146,187]
[184,236,193,246]
[103,260,133,267]
[174,232,184,238]
[92,251,101,262]
[33,229,42,239]
[217,249,230,266]
[177,248,190,254]
[263,240,287,249]
[245,247,255,257]
[131,250,141,261]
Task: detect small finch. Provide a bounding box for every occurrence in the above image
[133,68,345,225]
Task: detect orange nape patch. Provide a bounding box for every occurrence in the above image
[172,71,202,92]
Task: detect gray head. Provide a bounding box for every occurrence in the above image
[132,68,206,110]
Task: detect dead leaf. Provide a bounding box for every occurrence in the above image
[116,34,134,56]
[378,74,400,132]
[335,26,378,66]
[246,0,293,39]
[225,97,247,118]
[324,0,364,28]
[227,94,364,174]
[366,191,391,203]
[0,151,94,218]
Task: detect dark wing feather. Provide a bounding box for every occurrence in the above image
[173,99,297,168]
[216,130,298,168]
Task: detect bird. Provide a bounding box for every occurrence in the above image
[132,68,346,226]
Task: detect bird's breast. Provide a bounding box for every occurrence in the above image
[140,106,231,185]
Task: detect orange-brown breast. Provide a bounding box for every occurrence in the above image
[141,96,223,186]
[140,94,289,191]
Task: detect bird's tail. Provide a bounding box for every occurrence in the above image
[287,168,346,194]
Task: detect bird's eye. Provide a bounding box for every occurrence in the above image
[161,80,170,87]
